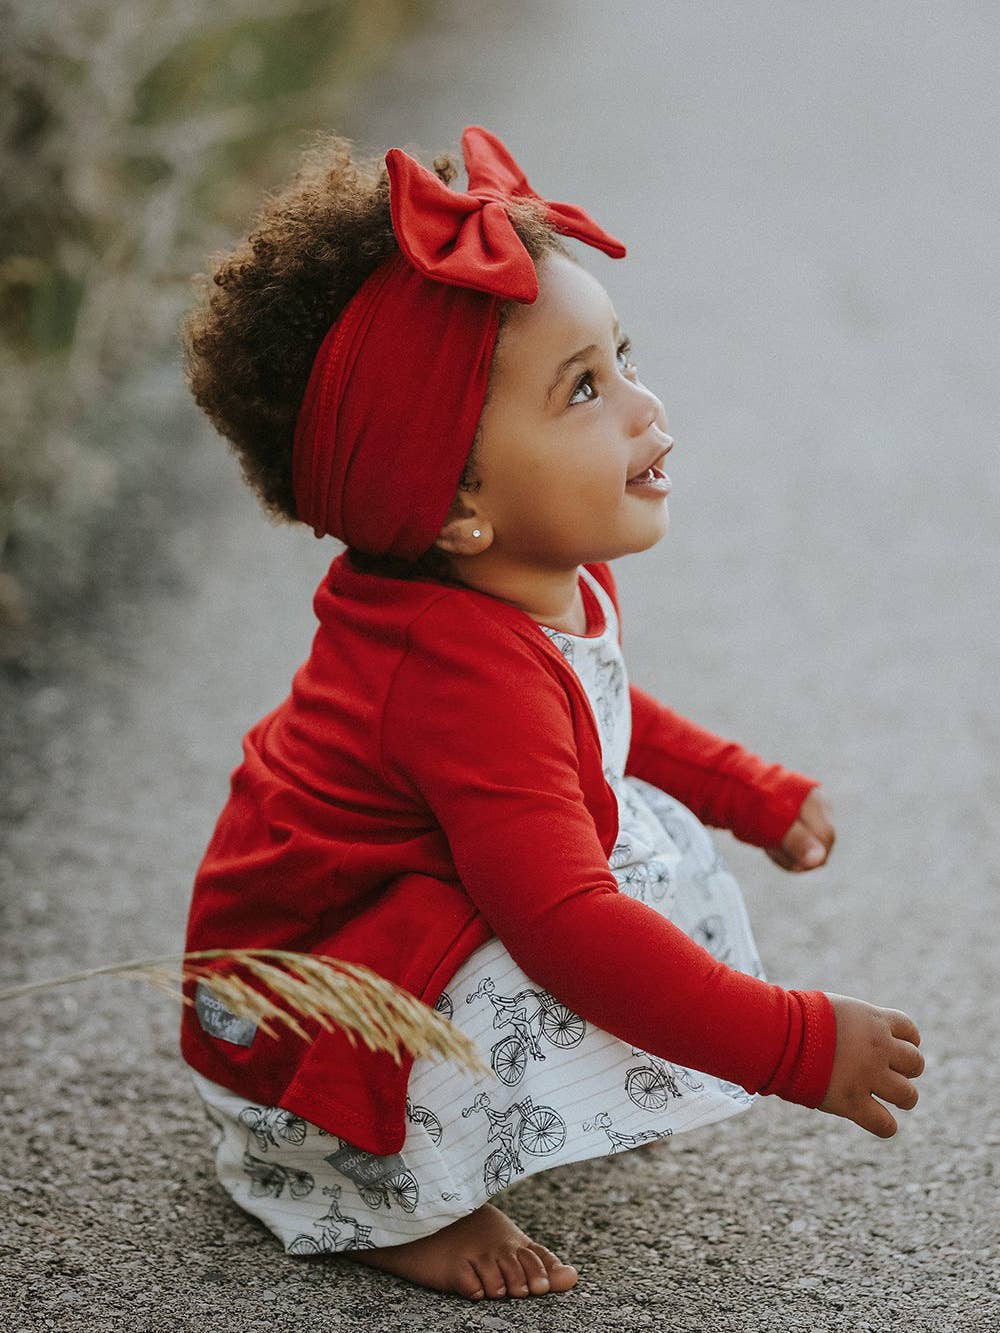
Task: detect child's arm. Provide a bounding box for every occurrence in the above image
[626,682,822,850]
[584,561,834,865]
[382,599,836,1111]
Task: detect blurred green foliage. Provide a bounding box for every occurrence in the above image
[133,5,354,122]
[0,0,428,626]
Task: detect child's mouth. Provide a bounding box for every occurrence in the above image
[625,464,671,494]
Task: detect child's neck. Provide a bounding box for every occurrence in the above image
[449,556,586,633]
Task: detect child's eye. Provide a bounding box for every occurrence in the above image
[616,336,637,374]
[568,338,638,406]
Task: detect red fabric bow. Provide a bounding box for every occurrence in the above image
[386,124,625,302]
[292,125,626,557]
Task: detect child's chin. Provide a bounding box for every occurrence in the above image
[635,508,670,549]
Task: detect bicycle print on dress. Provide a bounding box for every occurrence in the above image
[238,1104,307,1153]
[242,1150,315,1200]
[623,1047,705,1108]
[638,780,731,898]
[231,1098,375,1252]
[464,976,587,1086]
[461,1091,568,1195]
[582,1110,673,1154]
[405,1094,443,1145]
[287,1185,375,1254]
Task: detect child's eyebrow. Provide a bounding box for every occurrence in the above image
[545,317,622,404]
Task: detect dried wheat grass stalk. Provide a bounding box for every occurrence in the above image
[0,949,491,1077]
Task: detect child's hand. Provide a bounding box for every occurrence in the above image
[817,993,925,1137]
[764,786,835,873]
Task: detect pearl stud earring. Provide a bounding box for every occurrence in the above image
[472,529,481,538]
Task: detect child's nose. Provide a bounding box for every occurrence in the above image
[626,378,668,438]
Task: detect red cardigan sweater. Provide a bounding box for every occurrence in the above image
[181,554,836,1153]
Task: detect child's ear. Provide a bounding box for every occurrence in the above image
[433,513,493,555]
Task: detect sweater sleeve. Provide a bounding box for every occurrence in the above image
[627,684,821,848]
[381,599,836,1108]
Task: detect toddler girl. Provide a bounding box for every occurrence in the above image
[179,125,924,1303]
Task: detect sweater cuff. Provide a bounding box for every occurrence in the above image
[758,988,837,1108]
[743,768,822,848]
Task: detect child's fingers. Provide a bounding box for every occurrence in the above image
[854,1095,898,1139]
[781,820,828,869]
[765,845,797,871]
[886,1010,922,1047]
[801,792,836,846]
[874,1069,920,1111]
[889,1039,925,1079]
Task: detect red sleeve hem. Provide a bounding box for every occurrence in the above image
[758,988,837,1108]
[751,771,823,847]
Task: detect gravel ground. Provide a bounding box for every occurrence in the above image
[2,2,998,1329]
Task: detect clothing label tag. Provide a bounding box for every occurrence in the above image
[324,1142,409,1184]
[195,980,258,1047]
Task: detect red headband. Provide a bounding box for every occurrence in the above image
[292,125,626,558]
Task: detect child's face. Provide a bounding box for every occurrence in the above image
[460,249,673,568]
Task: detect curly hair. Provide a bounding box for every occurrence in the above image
[182,131,573,585]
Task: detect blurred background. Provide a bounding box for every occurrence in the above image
[0,0,432,629]
[2,2,997,1328]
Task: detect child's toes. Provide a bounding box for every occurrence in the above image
[496,1248,533,1296]
[472,1256,508,1300]
[516,1245,552,1294]
[523,1240,579,1291]
[456,1261,487,1301]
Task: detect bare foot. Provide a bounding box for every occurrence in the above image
[343,1202,579,1301]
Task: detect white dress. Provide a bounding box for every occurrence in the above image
[191,566,767,1253]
